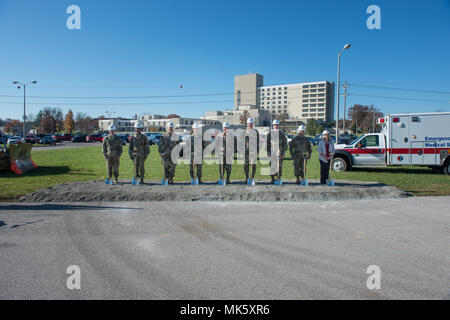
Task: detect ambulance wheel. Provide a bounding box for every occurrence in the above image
[444,160,450,176]
[332,157,348,172]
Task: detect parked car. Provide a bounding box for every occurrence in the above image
[86,133,104,142]
[72,135,87,143]
[7,136,22,145]
[117,134,128,145]
[145,132,162,145]
[39,135,56,145]
[52,134,73,142]
[25,134,39,144]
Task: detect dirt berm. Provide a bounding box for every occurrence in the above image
[20,179,408,202]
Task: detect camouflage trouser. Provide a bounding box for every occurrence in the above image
[163,158,176,179]
[190,163,202,179]
[244,151,257,179]
[190,153,202,178]
[269,157,284,178]
[106,156,120,179]
[219,160,232,179]
[293,157,306,179]
[132,154,146,179]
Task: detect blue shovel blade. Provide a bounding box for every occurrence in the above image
[326,179,334,186]
[105,178,109,184]
[218,178,222,185]
[278,179,283,186]
[195,178,199,185]
[251,179,256,186]
[191,178,195,185]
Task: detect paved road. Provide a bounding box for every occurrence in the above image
[32,141,101,151]
[0,197,449,299]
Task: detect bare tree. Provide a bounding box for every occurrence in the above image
[239,110,250,125]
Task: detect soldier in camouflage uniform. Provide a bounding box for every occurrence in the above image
[102,124,123,183]
[189,123,207,184]
[158,122,180,184]
[266,119,288,184]
[218,122,237,184]
[289,125,312,184]
[243,117,260,182]
[129,122,150,184]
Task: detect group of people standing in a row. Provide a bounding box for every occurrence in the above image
[102,118,335,185]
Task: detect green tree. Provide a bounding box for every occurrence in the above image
[316,125,324,136]
[305,118,317,136]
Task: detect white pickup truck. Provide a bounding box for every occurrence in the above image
[332,112,450,175]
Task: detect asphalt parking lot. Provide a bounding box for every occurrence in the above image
[0,196,449,299]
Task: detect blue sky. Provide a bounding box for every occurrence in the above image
[0,0,449,120]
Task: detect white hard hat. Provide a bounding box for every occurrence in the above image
[222,122,230,128]
[134,122,143,129]
[322,130,330,135]
[167,122,174,128]
[297,125,305,132]
[108,124,117,131]
[272,119,280,125]
[246,117,255,124]
[192,123,199,129]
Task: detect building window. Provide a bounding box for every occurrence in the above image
[303,99,308,103]
[318,83,325,87]
[310,94,316,97]
[310,89,316,93]
[303,89,309,93]
[284,87,287,90]
[310,99,316,102]
[303,85,309,88]
[318,98,324,102]
[310,84,317,88]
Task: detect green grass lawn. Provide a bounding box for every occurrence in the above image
[0,145,449,201]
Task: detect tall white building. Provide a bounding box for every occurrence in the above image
[235,74,335,123]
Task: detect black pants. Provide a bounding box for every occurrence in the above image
[320,160,331,184]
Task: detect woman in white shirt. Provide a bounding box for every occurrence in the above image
[318,130,335,184]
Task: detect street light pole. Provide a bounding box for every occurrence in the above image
[342,81,350,133]
[13,80,37,139]
[335,44,351,142]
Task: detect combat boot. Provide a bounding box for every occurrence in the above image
[271,176,275,184]
[295,177,300,184]
[226,176,231,185]
[140,178,144,184]
[114,178,119,184]
[197,177,203,184]
[169,178,174,184]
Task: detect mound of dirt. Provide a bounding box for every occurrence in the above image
[19,179,408,202]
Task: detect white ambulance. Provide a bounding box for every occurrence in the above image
[332,112,450,175]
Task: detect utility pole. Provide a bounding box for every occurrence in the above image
[373,108,376,133]
[341,81,350,134]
